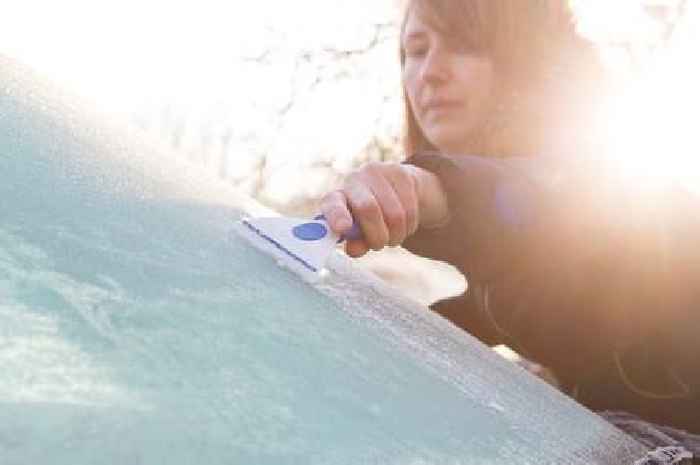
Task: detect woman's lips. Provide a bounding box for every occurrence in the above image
[422,98,462,113]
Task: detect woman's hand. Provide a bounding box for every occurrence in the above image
[320,161,450,257]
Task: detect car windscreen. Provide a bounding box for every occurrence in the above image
[0,56,647,465]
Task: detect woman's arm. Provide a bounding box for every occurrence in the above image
[320,160,450,258]
[403,152,700,381]
[321,152,700,382]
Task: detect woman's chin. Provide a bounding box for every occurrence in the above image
[426,133,472,155]
[422,121,476,154]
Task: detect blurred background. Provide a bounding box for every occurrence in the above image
[1,0,698,307]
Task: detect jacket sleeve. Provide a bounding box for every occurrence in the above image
[403,152,700,382]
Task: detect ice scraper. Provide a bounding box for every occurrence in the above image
[234,214,362,283]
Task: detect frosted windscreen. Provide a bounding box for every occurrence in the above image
[0,57,646,464]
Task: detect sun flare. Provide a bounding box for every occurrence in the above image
[0,0,248,113]
[602,62,699,189]
[574,0,700,189]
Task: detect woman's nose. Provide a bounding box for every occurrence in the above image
[420,49,450,84]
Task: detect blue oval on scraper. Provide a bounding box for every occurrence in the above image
[293,222,328,241]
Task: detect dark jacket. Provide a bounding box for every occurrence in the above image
[404,152,700,433]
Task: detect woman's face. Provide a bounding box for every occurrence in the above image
[402,8,496,154]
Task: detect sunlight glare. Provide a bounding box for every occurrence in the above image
[599,3,699,190]
[0,0,266,113]
[604,71,698,189]
[2,0,697,192]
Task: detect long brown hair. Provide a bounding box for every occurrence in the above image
[400,0,611,158]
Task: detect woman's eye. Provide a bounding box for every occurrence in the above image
[404,42,429,58]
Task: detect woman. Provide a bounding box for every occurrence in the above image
[321,0,700,442]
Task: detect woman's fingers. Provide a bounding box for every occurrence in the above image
[320,161,424,256]
[383,165,420,238]
[320,190,353,235]
[345,239,370,258]
[344,178,390,250]
[357,167,407,247]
